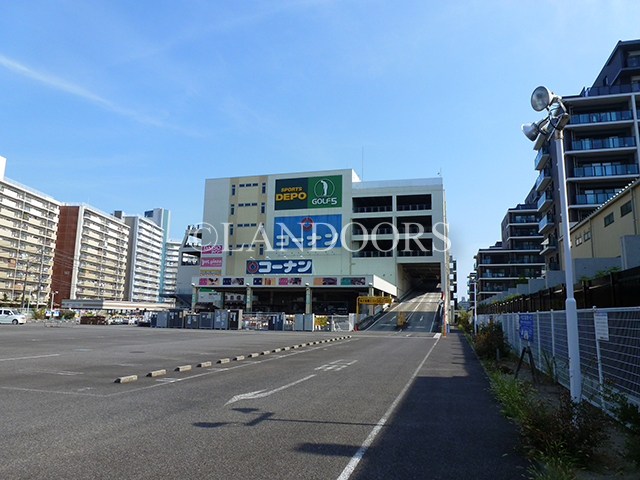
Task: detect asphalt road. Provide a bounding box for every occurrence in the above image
[365,290,442,333]
[0,319,528,479]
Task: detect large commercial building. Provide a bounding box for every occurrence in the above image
[533,40,640,272]
[181,169,450,315]
[114,212,164,303]
[52,204,129,306]
[0,157,60,308]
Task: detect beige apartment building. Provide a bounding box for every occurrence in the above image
[0,157,60,308]
[567,178,640,277]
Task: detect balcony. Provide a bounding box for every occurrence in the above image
[581,82,640,97]
[537,190,553,212]
[574,192,619,205]
[571,163,639,178]
[535,168,552,192]
[570,136,636,152]
[568,110,633,125]
[539,236,557,256]
[538,213,554,234]
[534,145,550,171]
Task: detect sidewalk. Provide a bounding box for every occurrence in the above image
[351,328,531,480]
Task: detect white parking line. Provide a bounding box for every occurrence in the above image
[0,354,60,362]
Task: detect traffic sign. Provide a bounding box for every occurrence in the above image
[357,296,393,305]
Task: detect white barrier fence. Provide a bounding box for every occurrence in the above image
[477,307,640,408]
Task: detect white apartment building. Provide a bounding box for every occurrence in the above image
[52,204,129,304]
[162,239,180,296]
[0,157,60,308]
[115,212,163,302]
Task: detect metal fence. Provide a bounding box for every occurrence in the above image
[477,307,640,408]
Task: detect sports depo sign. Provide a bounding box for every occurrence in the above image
[274,175,342,210]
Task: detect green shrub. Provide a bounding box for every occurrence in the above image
[519,391,608,467]
[603,385,640,466]
[473,322,509,360]
[487,370,534,422]
[456,309,473,334]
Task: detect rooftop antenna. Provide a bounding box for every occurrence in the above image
[438,168,442,177]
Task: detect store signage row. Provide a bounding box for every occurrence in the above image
[274,214,342,249]
[275,175,342,210]
[198,276,366,287]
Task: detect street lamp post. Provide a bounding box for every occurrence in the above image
[522,86,581,401]
[473,278,478,335]
[50,291,58,312]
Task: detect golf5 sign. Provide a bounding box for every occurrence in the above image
[275,175,342,210]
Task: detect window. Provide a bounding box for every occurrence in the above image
[261,182,267,194]
[260,202,266,214]
[604,212,614,227]
[584,230,591,241]
[230,204,235,215]
[259,243,264,256]
[621,200,633,217]
[575,235,582,246]
[229,224,234,236]
[231,184,236,195]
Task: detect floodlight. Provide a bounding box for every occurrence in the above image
[521,118,549,142]
[531,86,553,112]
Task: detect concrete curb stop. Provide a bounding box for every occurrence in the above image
[248,353,260,358]
[218,358,230,364]
[175,365,192,372]
[197,361,212,368]
[115,375,137,384]
[234,355,245,361]
[147,369,166,377]
[261,351,270,355]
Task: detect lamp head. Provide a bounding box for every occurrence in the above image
[531,86,554,112]
[522,122,540,142]
[521,117,549,142]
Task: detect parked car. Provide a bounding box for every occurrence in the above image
[0,309,27,324]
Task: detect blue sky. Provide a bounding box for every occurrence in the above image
[1,1,639,299]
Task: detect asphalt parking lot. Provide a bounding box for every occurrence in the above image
[0,323,352,395]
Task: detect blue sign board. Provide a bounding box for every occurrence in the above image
[273,214,342,250]
[518,313,534,341]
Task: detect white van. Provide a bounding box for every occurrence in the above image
[0,309,27,324]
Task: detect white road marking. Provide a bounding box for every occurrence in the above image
[225,374,316,405]
[336,336,440,480]
[0,354,60,362]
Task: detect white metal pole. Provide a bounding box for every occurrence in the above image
[473,280,478,334]
[555,130,582,401]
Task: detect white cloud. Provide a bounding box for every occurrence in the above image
[0,53,171,128]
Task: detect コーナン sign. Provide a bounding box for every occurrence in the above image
[274,175,342,210]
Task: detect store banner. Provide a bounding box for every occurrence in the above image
[273,214,342,249]
[274,175,342,210]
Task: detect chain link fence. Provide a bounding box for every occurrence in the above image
[477,307,640,408]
